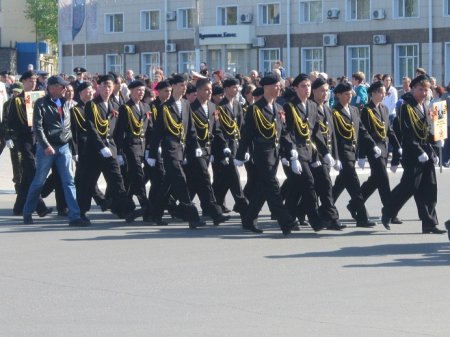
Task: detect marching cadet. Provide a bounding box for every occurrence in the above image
[80,74,137,222]
[113,80,150,220]
[352,81,402,228]
[185,78,229,225]
[234,74,299,235]
[212,78,248,215]
[382,75,446,234]
[7,71,52,217]
[331,82,378,228]
[147,74,206,229]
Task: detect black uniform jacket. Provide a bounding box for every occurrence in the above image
[190,99,217,156]
[317,102,339,161]
[7,93,34,144]
[70,100,89,156]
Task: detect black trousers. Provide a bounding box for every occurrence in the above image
[358,156,391,207]
[123,146,148,208]
[9,147,22,193]
[383,160,438,229]
[243,160,258,200]
[311,163,339,221]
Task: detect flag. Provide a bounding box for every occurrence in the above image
[58,0,72,42]
[72,0,85,40]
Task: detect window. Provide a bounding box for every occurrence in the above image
[393,0,418,18]
[299,1,322,23]
[259,48,280,75]
[301,48,323,73]
[106,54,123,74]
[346,0,370,20]
[217,6,238,25]
[177,8,194,29]
[178,51,195,73]
[105,13,124,33]
[141,53,160,79]
[394,44,419,86]
[226,50,246,74]
[347,46,370,81]
[141,10,160,31]
[258,3,280,25]
[445,0,450,16]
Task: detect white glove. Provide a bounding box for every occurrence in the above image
[311,161,322,168]
[244,152,250,162]
[233,159,244,167]
[144,150,150,160]
[290,149,299,160]
[182,158,188,165]
[223,148,231,156]
[373,146,382,158]
[281,158,290,166]
[117,155,125,166]
[390,165,398,173]
[323,153,335,167]
[398,148,403,156]
[72,155,78,162]
[157,146,162,155]
[418,152,429,163]
[436,139,445,148]
[291,159,302,175]
[146,158,156,167]
[195,148,203,157]
[5,139,14,149]
[224,157,230,165]
[100,147,112,158]
[334,160,343,171]
[210,155,214,163]
[358,158,366,169]
[433,156,439,166]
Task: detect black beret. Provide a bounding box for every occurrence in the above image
[252,87,264,97]
[292,73,309,87]
[155,80,170,90]
[212,86,224,96]
[259,74,279,86]
[222,78,240,88]
[312,77,327,90]
[186,83,197,94]
[97,74,115,84]
[368,81,384,94]
[169,74,187,85]
[19,71,37,82]
[128,80,145,90]
[77,81,92,93]
[410,74,431,88]
[73,67,87,74]
[333,82,353,94]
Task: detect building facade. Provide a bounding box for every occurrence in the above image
[60,0,450,86]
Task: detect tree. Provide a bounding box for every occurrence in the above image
[24,0,58,45]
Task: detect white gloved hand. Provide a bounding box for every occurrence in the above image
[195,148,203,157]
[334,160,343,171]
[146,158,156,167]
[144,150,150,160]
[291,159,302,175]
[5,139,14,149]
[244,152,250,162]
[117,155,125,166]
[311,161,322,168]
[100,147,112,158]
[358,158,366,169]
[224,157,230,165]
[223,148,231,156]
[210,155,214,163]
[233,159,244,167]
[290,149,299,160]
[436,139,445,148]
[398,148,403,156]
[390,165,398,173]
[281,158,290,166]
[323,153,335,167]
[157,146,162,155]
[434,156,439,166]
[182,158,188,165]
[418,152,429,163]
[72,155,78,162]
[373,146,382,158]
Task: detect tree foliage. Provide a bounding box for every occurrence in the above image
[24,0,58,45]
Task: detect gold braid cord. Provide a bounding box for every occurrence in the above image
[319,120,329,135]
[405,104,428,140]
[288,103,311,144]
[163,105,184,141]
[151,104,158,120]
[253,105,277,139]
[15,97,28,125]
[91,102,109,136]
[366,107,386,140]
[125,104,144,136]
[218,106,240,139]
[192,112,209,141]
[72,107,87,132]
[332,109,355,141]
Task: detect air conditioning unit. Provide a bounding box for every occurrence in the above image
[124,44,135,54]
[373,34,387,45]
[323,34,337,47]
[326,8,340,19]
[166,11,176,21]
[372,8,385,20]
[252,37,265,48]
[240,13,253,23]
[166,43,176,53]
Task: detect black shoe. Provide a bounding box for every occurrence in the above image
[69,218,90,227]
[100,198,113,212]
[125,208,145,224]
[381,215,391,230]
[80,214,91,225]
[390,217,403,224]
[151,217,169,226]
[291,222,300,231]
[422,227,447,234]
[221,206,231,213]
[189,220,206,229]
[325,219,347,231]
[57,208,69,216]
[356,220,377,228]
[346,203,358,220]
[243,224,263,234]
[298,218,310,227]
[13,210,22,216]
[37,207,53,218]
[310,222,326,232]
[212,214,230,226]
[23,215,33,225]
[281,220,299,236]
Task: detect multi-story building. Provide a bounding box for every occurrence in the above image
[59,0,450,87]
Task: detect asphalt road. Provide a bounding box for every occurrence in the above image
[0,152,449,337]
